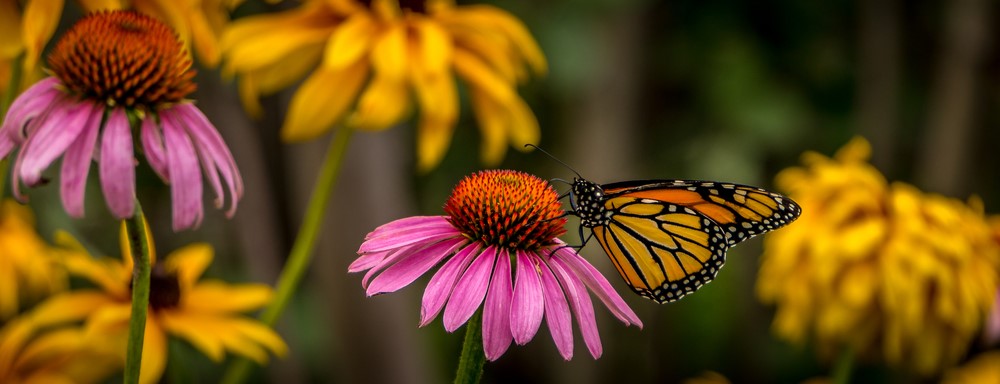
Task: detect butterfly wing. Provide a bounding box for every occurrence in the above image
[602,180,801,246]
[593,196,729,303]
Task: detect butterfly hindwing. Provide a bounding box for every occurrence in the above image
[594,196,729,303]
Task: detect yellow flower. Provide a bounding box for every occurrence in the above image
[0,314,119,384]
[222,0,546,170]
[0,200,67,320]
[0,0,62,96]
[940,351,1000,384]
[29,230,287,384]
[757,137,1000,375]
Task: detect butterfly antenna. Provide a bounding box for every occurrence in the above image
[524,144,583,179]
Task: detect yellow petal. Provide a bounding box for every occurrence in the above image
[0,0,23,58]
[16,328,85,370]
[77,0,124,12]
[139,317,168,384]
[158,311,225,362]
[505,95,539,150]
[30,292,118,328]
[187,7,222,67]
[370,0,401,20]
[453,50,514,104]
[118,218,157,268]
[412,17,452,75]
[0,319,35,373]
[63,252,128,296]
[230,318,288,358]
[282,61,370,141]
[22,0,64,70]
[371,23,408,79]
[469,89,507,165]
[449,5,547,75]
[183,281,273,313]
[451,33,517,82]
[162,243,214,289]
[324,12,376,70]
[412,71,458,171]
[237,74,264,118]
[135,0,191,51]
[0,266,17,319]
[417,117,456,172]
[347,75,411,131]
[222,3,334,72]
[255,44,325,95]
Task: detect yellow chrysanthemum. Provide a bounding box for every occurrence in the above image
[0,314,119,384]
[940,351,1000,384]
[0,200,67,320]
[222,0,546,170]
[757,137,1000,375]
[29,230,287,384]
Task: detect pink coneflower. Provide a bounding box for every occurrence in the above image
[0,11,241,231]
[351,170,642,360]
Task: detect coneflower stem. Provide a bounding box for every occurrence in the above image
[124,201,152,384]
[831,346,854,384]
[221,127,353,384]
[454,310,486,384]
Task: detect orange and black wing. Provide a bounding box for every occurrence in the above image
[602,180,801,247]
[593,196,729,303]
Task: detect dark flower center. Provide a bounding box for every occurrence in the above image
[47,10,196,110]
[129,265,181,310]
[444,170,567,250]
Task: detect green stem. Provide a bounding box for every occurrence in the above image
[831,346,854,384]
[454,310,485,384]
[124,202,152,384]
[220,127,353,384]
[0,53,25,197]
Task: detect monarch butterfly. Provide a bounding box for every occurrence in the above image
[567,176,801,304]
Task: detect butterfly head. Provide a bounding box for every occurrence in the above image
[572,177,608,228]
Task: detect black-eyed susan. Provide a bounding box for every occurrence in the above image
[941,351,1000,384]
[353,170,641,361]
[757,137,1000,375]
[0,10,242,231]
[0,199,66,320]
[0,315,119,384]
[28,231,287,384]
[222,0,546,170]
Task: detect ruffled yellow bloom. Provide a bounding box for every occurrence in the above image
[0,314,119,383]
[757,137,1000,375]
[0,200,66,320]
[31,230,287,384]
[941,351,1000,384]
[222,0,546,170]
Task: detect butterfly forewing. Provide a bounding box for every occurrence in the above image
[602,180,802,246]
[594,196,729,303]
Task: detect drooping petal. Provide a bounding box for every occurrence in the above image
[421,242,480,326]
[360,232,458,288]
[323,12,375,69]
[468,89,507,165]
[366,237,464,295]
[364,216,454,240]
[445,5,548,75]
[549,256,602,359]
[453,50,514,104]
[162,114,204,231]
[221,3,334,73]
[359,223,461,254]
[58,110,102,217]
[370,22,407,80]
[228,317,288,358]
[443,245,498,332]
[0,77,61,142]
[482,249,513,360]
[98,108,136,219]
[511,251,544,345]
[0,0,22,58]
[506,95,540,150]
[172,104,243,216]
[282,61,369,142]
[158,310,225,362]
[538,257,573,360]
[140,116,169,181]
[552,244,642,327]
[139,316,168,384]
[18,99,97,186]
[28,291,118,328]
[22,0,64,70]
[347,73,411,131]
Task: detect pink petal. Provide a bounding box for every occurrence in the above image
[420,243,480,327]
[0,125,17,160]
[366,237,465,296]
[443,245,498,332]
[552,244,642,328]
[349,249,393,273]
[359,225,462,254]
[140,117,169,181]
[538,258,573,360]
[510,251,544,345]
[0,77,62,140]
[162,115,203,231]
[366,216,453,239]
[99,108,136,219]
[360,232,459,288]
[18,100,97,186]
[173,104,243,217]
[549,257,602,359]
[482,249,513,361]
[59,115,102,217]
